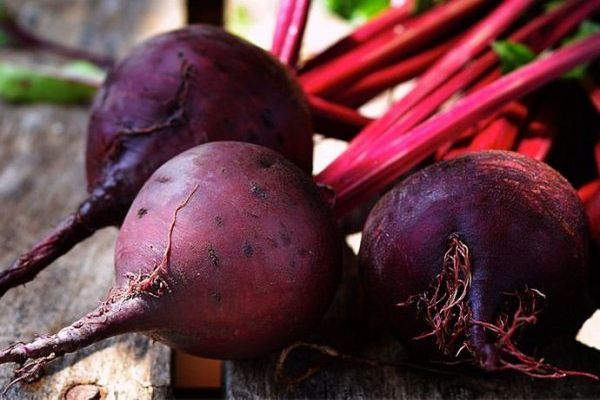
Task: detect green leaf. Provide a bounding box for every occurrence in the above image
[0,63,100,104]
[544,0,565,12]
[413,0,444,15]
[0,29,10,46]
[562,65,587,80]
[562,20,600,46]
[0,0,8,21]
[61,60,106,81]
[560,20,600,79]
[491,41,536,74]
[492,20,599,80]
[324,0,390,22]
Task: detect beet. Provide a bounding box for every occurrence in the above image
[0,142,341,382]
[359,151,595,378]
[0,25,313,297]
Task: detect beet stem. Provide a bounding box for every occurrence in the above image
[329,33,600,215]
[271,0,295,57]
[299,2,413,73]
[318,0,539,182]
[279,0,311,68]
[272,0,311,68]
[308,95,372,140]
[516,97,559,161]
[333,36,460,108]
[299,0,487,97]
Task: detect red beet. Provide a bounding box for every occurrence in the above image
[0,25,313,297]
[359,151,595,378]
[0,142,341,383]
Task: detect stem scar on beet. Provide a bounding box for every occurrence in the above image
[0,25,314,299]
[0,142,341,390]
[360,151,598,380]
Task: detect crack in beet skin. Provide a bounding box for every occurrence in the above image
[124,184,199,299]
[101,57,195,168]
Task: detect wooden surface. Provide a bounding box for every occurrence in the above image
[0,1,184,398]
[3,1,600,399]
[224,246,600,399]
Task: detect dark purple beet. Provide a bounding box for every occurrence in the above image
[0,142,341,383]
[0,25,313,297]
[359,150,595,378]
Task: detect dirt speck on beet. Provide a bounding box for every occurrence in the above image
[242,241,254,257]
[250,183,267,199]
[208,247,220,267]
[155,176,171,184]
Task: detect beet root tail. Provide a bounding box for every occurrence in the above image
[0,192,117,299]
[399,233,598,380]
[0,296,145,392]
[469,289,599,380]
[0,213,94,298]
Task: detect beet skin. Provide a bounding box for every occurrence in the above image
[114,142,340,358]
[0,142,341,379]
[359,150,593,376]
[0,25,313,297]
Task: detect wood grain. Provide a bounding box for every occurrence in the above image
[0,1,184,398]
[225,246,600,399]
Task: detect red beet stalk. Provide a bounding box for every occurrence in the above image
[451,0,600,160]
[332,37,459,107]
[272,0,295,56]
[456,0,600,161]
[333,0,533,151]
[437,101,528,159]
[580,80,600,174]
[299,0,488,97]
[319,0,596,183]
[318,0,535,181]
[308,95,373,140]
[281,0,311,67]
[272,0,312,68]
[326,33,600,216]
[444,104,528,159]
[579,180,600,306]
[299,1,413,72]
[516,97,561,162]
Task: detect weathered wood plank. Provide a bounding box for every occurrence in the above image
[0,1,184,398]
[225,339,600,399]
[225,247,600,399]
